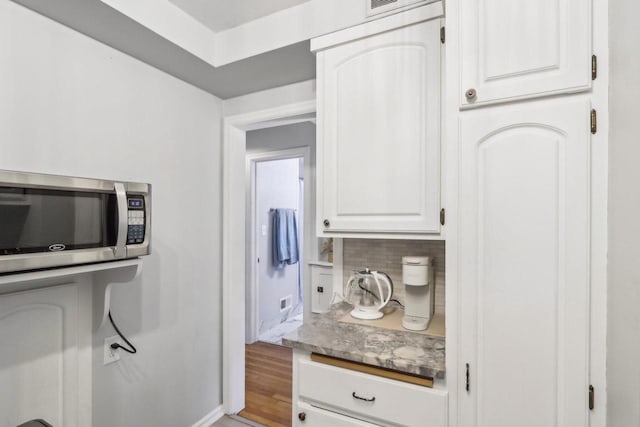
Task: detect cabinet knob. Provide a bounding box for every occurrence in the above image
[323,219,330,228]
[298,412,306,421]
[465,88,477,101]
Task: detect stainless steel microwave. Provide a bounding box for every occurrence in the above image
[0,170,151,274]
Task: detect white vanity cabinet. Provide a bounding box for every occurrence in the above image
[313,7,443,237]
[459,0,592,107]
[457,97,592,427]
[292,350,448,427]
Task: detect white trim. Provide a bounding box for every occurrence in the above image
[443,0,460,424]
[243,115,316,132]
[222,100,316,414]
[311,1,443,51]
[246,146,312,344]
[588,0,608,425]
[191,405,224,427]
[331,238,344,299]
[366,0,436,17]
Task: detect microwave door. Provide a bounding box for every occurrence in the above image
[0,185,120,272]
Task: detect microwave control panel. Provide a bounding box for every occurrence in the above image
[127,197,146,244]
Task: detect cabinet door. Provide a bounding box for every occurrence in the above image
[460,0,591,107]
[0,284,86,427]
[311,265,333,313]
[459,99,591,427]
[318,19,441,234]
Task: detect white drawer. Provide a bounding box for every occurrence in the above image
[295,402,379,427]
[297,357,447,427]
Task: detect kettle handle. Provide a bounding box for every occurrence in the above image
[372,271,392,309]
[344,275,356,302]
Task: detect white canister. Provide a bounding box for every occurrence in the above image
[402,256,432,286]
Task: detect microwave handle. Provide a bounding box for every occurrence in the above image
[114,183,128,258]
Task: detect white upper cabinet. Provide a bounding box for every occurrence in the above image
[314,12,442,236]
[460,0,592,107]
[458,98,591,427]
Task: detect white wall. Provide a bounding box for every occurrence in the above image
[0,2,223,427]
[255,158,302,332]
[608,0,640,424]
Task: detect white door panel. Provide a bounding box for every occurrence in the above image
[459,98,591,427]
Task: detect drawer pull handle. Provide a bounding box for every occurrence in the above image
[352,391,375,402]
[298,412,306,421]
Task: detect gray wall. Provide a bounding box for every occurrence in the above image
[608,0,640,424]
[246,121,316,154]
[255,158,302,332]
[0,2,223,426]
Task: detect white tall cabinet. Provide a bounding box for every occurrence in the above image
[454,0,602,425]
[313,7,443,237]
[308,0,604,425]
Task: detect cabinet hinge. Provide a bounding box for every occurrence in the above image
[440,26,445,44]
[591,109,597,134]
[440,208,445,226]
[589,385,595,410]
[592,55,598,80]
[465,363,470,392]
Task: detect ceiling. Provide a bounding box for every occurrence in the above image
[169,0,312,33]
[12,0,316,99]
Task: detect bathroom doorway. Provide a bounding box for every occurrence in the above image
[247,152,306,345]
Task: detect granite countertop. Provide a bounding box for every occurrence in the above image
[282,302,446,380]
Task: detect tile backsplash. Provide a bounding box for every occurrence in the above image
[342,239,445,315]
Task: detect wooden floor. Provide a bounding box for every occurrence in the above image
[239,342,293,427]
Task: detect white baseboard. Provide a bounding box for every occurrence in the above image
[192,405,224,427]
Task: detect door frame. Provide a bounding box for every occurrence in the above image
[246,147,311,344]
[222,100,316,414]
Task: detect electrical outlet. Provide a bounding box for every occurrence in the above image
[104,336,121,365]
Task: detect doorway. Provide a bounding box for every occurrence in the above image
[221,99,316,415]
[246,151,307,345]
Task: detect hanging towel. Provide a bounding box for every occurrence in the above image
[272,208,299,269]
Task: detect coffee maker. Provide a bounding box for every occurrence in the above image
[401,256,435,331]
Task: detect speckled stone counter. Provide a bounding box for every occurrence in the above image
[282,302,446,380]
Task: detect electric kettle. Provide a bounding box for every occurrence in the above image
[344,268,394,320]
